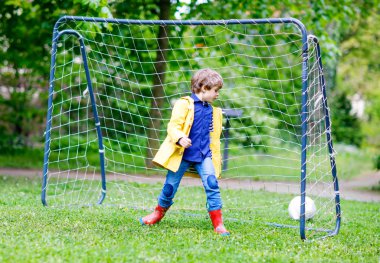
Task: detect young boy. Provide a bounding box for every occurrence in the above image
[139,68,229,236]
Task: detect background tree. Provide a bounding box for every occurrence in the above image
[146,0,171,168]
[0,0,378,154]
[336,12,380,148]
[0,0,111,149]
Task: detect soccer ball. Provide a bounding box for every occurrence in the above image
[288,196,316,220]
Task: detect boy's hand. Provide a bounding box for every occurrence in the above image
[178,137,192,148]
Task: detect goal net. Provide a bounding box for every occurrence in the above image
[42,16,340,240]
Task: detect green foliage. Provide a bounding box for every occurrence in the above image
[0,0,112,150]
[375,154,380,170]
[0,0,379,153]
[371,182,380,192]
[183,1,380,151]
[337,12,380,149]
[330,92,363,146]
[0,175,379,262]
[0,88,46,149]
[0,0,113,72]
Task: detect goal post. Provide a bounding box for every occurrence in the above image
[307,35,341,238]
[41,16,340,240]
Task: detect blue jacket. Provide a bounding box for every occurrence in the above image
[152,96,223,178]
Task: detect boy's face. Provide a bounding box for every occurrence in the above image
[202,86,221,103]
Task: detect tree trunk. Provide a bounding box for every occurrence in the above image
[145,0,171,168]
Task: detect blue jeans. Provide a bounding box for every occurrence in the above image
[157,157,222,211]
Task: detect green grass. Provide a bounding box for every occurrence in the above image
[0,175,379,262]
[0,148,44,169]
[0,144,375,182]
[334,145,376,180]
[360,184,380,192]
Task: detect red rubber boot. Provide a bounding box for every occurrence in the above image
[139,205,169,225]
[209,209,230,236]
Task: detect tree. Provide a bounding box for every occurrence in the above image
[0,0,112,149]
[146,0,171,167]
[330,92,363,147]
[1,0,378,152]
[337,11,380,148]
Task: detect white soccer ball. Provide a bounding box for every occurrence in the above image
[288,196,316,220]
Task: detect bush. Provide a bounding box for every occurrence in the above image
[331,92,363,147]
[375,154,380,170]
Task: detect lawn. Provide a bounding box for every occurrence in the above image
[0,175,379,262]
[0,143,375,181]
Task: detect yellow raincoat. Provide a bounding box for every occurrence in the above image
[152,96,223,178]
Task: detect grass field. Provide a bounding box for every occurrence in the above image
[0,175,379,262]
[0,144,375,181]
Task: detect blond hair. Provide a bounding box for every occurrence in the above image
[191,68,223,93]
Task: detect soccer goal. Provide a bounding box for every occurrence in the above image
[42,16,340,240]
